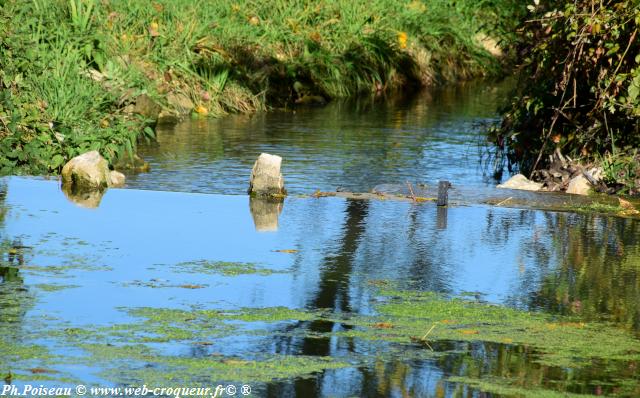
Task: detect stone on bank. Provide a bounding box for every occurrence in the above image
[497,174,543,191]
[566,174,593,195]
[61,150,125,191]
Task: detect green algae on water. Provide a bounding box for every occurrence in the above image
[371,290,640,367]
[172,260,281,276]
[34,284,80,292]
[448,376,600,398]
[92,349,349,385]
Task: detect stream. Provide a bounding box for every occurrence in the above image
[1,81,638,397]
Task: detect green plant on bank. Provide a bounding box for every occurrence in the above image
[599,149,640,189]
[491,0,640,193]
[0,0,524,176]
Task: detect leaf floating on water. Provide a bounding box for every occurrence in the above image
[311,190,335,198]
[460,329,479,335]
[179,284,206,289]
[618,197,640,216]
[273,249,298,254]
[30,368,58,374]
[373,322,394,329]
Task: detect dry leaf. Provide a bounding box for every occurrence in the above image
[179,284,205,289]
[149,22,160,37]
[30,368,58,374]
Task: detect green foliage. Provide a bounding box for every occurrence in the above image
[0,0,148,175]
[0,0,523,176]
[599,149,640,191]
[493,0,640,190]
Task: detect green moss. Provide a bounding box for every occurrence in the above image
[172,260,281,276]
[34,284,80,292]
[2,283,638,393]
[448,376,597,398]
[93,349,349,384]
[371,290,640,367]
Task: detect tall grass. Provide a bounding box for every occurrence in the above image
[0,0,524,175]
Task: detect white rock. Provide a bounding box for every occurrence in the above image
[248,153,286,197]
[108,170,126,188]
[61,151,110,190]
[497,174,543,191]
[566,174,592,195]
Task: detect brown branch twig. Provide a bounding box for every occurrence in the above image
[594,28,638,111]
[406,181,416,203]
[529,15,596,177]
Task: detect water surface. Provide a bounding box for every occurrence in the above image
[128,81,508,195]
[1,177,638,397]
[2,81,639,398]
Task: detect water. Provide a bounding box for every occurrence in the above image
[128,81,508,195]
[1,81,639,397]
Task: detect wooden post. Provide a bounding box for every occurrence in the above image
[436,206,448,229]
[437,181,451,207]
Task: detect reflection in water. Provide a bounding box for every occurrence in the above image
[0,182,33,357]
[128,80,512,195]
[62,184,105,208]
[2,174,640,396]
[528,213,640,330]
[249,197,283,232]
[436,206,448,230]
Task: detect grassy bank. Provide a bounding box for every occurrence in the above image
[491,0,640,194]
[0,0,523,175]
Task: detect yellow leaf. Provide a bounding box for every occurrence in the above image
[619,197,637,211]
[195,105,208,115]
[149,22,159,37]
[397,31,408,49]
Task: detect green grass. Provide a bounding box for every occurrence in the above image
[0,0,524,175]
